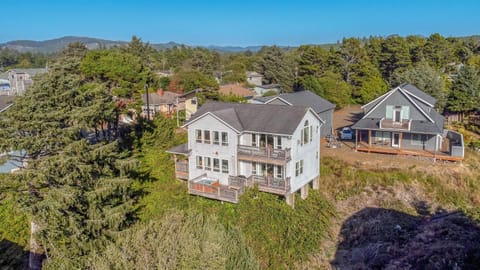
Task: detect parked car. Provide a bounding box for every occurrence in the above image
[340,127,353,140]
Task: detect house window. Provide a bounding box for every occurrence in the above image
[252,162,257,175]
[221,132,228,146]
[275,165,283,178]
[259,163,266,176]
[191,97,197,105]
[213,131,220,145]
[302,120,310,145]
[204,130,211,144]
[411,134,425,146]
[295,160,304,177]
[196,156,203,169]
[276,136,282,149]
[195,129,202,143]
[252,134,257,147]
[221,160,229,173]
[393,106,402,122]
[204,157,211,170]
[213,158,220,172]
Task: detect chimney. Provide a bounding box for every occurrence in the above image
[157,88,164,96]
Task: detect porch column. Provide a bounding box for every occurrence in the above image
[300,184,309,200]
[286,193,295,208]
[368,130,372,147]
[399,133,403,150]
[434,135,438,162]
[355,129,358,151]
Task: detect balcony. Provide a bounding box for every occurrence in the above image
[174,160,189,180]
[237,145,291,165]
[189,174,243,203]
[229,175,290,195]
[379,118,411,131]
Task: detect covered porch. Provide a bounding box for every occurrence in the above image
[354,129,463,162]
[166,143,190,180]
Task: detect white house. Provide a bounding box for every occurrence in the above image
[167,102,323,206]
[246,71,263,86]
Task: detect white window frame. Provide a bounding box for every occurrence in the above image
[213,158,220,172]
[204,130,211,144]
[195,129,202,143]
[221,159,229,174]
[221,132,228,146]
[252,162,257,175]
[196,156,203,169]
[204,157,211,170]
[275,165,283,179]
[213,131,220,145]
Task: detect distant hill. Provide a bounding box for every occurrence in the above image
[0,36,337,54]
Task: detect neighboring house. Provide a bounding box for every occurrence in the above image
[141,89,183,119]
[167,102,323,206]
[179,88,204,120]
[0,96,23,173]
[251,90,336,137]
[7,68,47,95]
[0,79,11,95]
[253,84,281,96]
[351,83,464,161]
[219,83,255,98]
[246,71,263,86]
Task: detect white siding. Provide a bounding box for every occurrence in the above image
[188,114,239,185]
[289,111,321,193]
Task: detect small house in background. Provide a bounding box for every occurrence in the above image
[219,83,255,99]
[253,84,281,96]
[0,79,11,95]
[179,88,205,120]
[7,68,47,95]
[251,90,336,137]
[351,83,464,161]
[246,71,263,86]
[141,89,183,119]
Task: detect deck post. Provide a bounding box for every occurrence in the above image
[312,176,320,190]
[368,130,371,146]
[434,134,438,162]
[399,133,403,149]
[300,184,309,200]
[286,193,295,208]
[355,129,358,151]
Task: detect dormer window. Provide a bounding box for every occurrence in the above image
[386,105,410,122]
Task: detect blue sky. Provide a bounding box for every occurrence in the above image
[2,0,479,46]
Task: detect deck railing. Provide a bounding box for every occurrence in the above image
[237,145,291,164]
[228,175,290,195]
[189,175,242,203]
[379,118,411,131]
[175,161,189,172]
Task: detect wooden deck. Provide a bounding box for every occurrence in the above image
[356,142,463,162]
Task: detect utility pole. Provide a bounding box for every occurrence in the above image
[145,84,150,120]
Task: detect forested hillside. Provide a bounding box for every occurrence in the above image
[0,34,479,269]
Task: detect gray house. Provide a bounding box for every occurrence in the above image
[351,83,464,161]
[252,90,336,137]
[167,102,323,206]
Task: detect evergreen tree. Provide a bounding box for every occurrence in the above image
[0,43,136,268]
[447,65,480,119]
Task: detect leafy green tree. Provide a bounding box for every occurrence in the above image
[301,72,351,108]
[423,33,455,69]
[296,45,329,78]
[255,46,295,91]
[169,69,218,92]
[0,43,136,268]
[339,38,367,84]
[378,36,412,82]
[447,65,480,119]
[392,61,448,110]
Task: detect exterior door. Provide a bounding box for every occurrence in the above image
[394,109,401,122]
[392,133,400,148]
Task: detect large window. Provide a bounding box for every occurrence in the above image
[196,156,203,169]
[276,136,282,149]
[195,129,202,143]
[221,160,229,173]
[295,160,304,177]
[221,132,228,146]
[213,131,220,145]
[252,134,257,147]
[204,157,211,170]
[411,134,425,146]
[204,130,211,144]
[301,120,311,145]
[252,162,257,175]
[213,158,220,172]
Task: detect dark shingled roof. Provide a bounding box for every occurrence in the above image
[265,90,336,113]
[400,83,437,106]
[185,102,312,135]
[351,118,443,134]
[166,143,189,155]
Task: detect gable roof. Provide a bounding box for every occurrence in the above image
[219,84,255,97]
[141,91,179,105]
[263,90,336,113]
[184,102,320,135]
[400,83,436,106]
